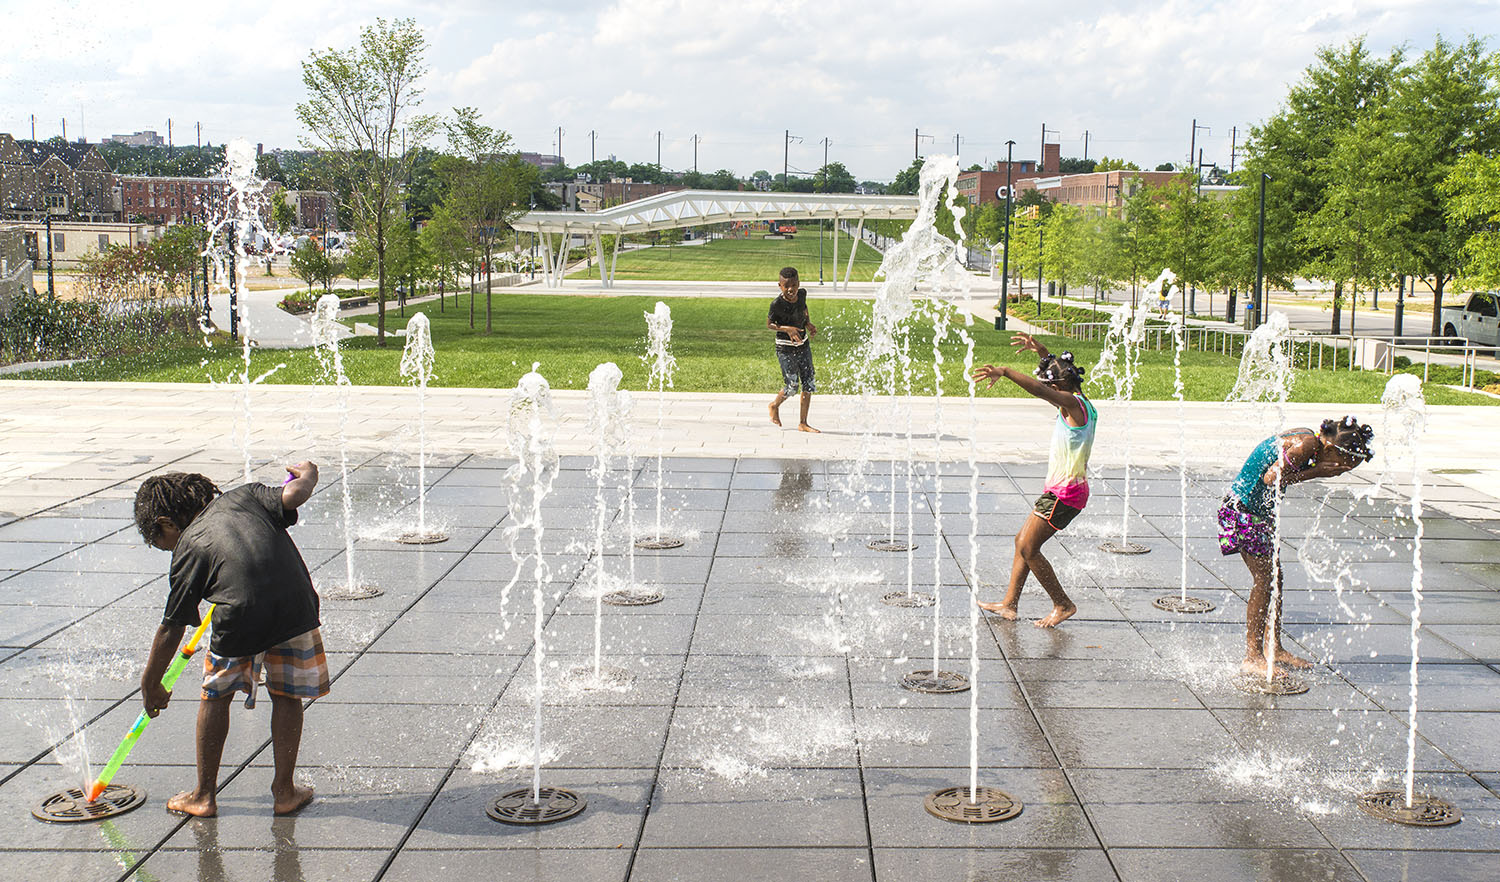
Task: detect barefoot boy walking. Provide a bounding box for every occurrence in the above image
[971,334,1096,628]
[767,266,820,433]
[134,463,327,816]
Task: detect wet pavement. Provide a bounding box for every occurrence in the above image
[1,453,1498,881]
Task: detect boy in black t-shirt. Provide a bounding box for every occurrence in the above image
[767,265,820,433]
[133,462,326,817]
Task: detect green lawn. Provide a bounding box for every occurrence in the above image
[11,295,1494,405]
[569,228,885,282]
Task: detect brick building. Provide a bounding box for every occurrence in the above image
[282,190,338,229]
[0,134,118,222]
[954,143,1060,207]
[1016,169,1182,211]
[119,175,227,224]
[104,130,165,147]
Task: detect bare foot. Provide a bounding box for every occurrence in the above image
[978,601,1017,620]
[1240,655,1269,676]
[273,783,315,815]
[165,790,217,817]
[1033,602,1077,628]
[1273,648,1314,669]
[798,423,820,434]
[769,403,782,427]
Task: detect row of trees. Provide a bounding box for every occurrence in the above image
[953,35,1498,335]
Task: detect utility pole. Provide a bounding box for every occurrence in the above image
[656,130,662,168]
[44,211,54,297]
[30,114,35,140]
[915,127,919,160]
[61,118,66,141]
[589,130,596,164]
[1253,172,1269,328]
[820,137,830,180]
[692,133,699,173]
[783,130,801,189]
[998,139,1015,330]
[197,121,201,149]
[1083,130,1090,162]
[1189,119,1211,180]
[556,126,563,162]
[1229,126,1238,174]
[953,133,960,158]
[167,118,173,157]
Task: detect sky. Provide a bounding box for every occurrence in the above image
[1,0,1494,182]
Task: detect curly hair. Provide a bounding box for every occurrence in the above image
[134,473,220,544]
[1036,351,1086,391]
[1320,415,1376,463]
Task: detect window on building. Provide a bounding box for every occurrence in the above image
[53,233,65,252]
[98,234,110,251]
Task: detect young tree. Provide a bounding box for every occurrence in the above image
[343,235,375,293]
[272,194,297,234]
[296,17,438,346]
[290,241,330,292]
[1441,152,1500,289]
[1387,35,1500,332]
[813,161,857,193]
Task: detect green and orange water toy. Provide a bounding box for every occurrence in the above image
[85,604,215,803]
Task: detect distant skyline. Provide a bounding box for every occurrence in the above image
[3,0,1493,181]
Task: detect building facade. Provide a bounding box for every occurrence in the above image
[1016,169,1182,211]
[104,131,165,147]
[953,143,1058,207]
[0,134,118,222]
[119,175,227,225]
[282,190,337,229]
[0,224,35,315]
[14,220,155,270]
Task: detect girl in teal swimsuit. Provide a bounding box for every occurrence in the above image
[1220,416,1375,675]
[971,334,1096,628]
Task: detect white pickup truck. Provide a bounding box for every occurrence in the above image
[1440,292,1500,348]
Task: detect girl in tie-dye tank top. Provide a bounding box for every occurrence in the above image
[970,334,1096,629]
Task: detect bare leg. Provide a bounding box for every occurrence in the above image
[978,528,1031,619]
[1240,552,1311,673]
[270,693,314,815]
[167,695,231,817]
[797,391,819,433]
[769,391,787,427]
[1016,515,1075,628]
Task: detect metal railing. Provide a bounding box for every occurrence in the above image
[1033,315,1492,391]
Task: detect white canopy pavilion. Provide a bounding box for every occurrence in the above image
[509,190,920,288]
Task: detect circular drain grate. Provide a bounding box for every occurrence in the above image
[924,786,1024,824]
[395,530,449,545]
[33,784,147,823]
[1153,595,1216,614]
[881,591,935,608]
[901,669,970,694]
[1232,672,1309,695]
[635,536,684,550]
[487,787,586,826]
[318,583,384,601]
[1356,790,1462,827]
[867,539,915,552]
[1098,541,1150,555]
[602,589,664,606]
[561,665,635,691]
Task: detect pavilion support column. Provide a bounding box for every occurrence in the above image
[540,232,554,286]
[832,214,839,291]
[609,231,622,284]
[844,216,864,288]
[592,231,605,288]
[553,225,571,288]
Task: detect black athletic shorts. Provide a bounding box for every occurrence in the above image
[1032,491,1082,530]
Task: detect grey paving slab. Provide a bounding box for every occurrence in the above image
[1,452,1499,880]
[1108,847,1365,882]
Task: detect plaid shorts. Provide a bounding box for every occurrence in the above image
[201,628,330,709]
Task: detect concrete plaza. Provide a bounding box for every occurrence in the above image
[1,381,1498,881]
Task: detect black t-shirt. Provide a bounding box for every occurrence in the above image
[768,288,809,347]
[162,483,321,657]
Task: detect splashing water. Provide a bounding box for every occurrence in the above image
[586,363,632,677]
[399,313,436,537]
[312,294,359,593]
[502,365,559,802]
[1381,374,1426,807]
[643,302,677,541]
[1227,311,1294,680]
[1168,309,1191,601]
[208,139,282,483]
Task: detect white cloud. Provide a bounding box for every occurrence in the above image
[0,0,1488,180]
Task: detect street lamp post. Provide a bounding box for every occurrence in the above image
[44,211,55,298]
[998,140,1015,331]
[1252,172,1269,329]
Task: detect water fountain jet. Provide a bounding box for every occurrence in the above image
[396,312,448,544]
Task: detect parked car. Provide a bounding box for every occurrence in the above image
[1439,292,1500,350]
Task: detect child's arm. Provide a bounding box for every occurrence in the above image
[140,623,186,718]
[971,364,1087,423]
[282,461,319,510]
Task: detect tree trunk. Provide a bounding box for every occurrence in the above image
[469,267,475,329]
[439,278,444,313]
[375,215,386,347]
[484,243,493,334]
[1430,275,1445,336]
[1330,281,1342,335]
